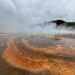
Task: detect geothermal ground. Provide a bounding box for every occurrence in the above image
[0,34,75,75]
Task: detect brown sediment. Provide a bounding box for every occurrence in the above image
[2,36,75,75]
[2,37,46,71]
[22,37,75,57]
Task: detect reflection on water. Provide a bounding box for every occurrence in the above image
[25,36,75,48]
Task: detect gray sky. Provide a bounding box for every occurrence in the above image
[0,0,75,33]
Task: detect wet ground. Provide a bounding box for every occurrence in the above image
[25,35,75,48]
[0,35,43,75]
[0,34,75,75]
[0,35,54,75]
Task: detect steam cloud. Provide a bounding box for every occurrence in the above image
[0,0,75,33]
[36,20,75,29]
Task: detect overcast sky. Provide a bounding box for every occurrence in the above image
[0,0,75,33]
